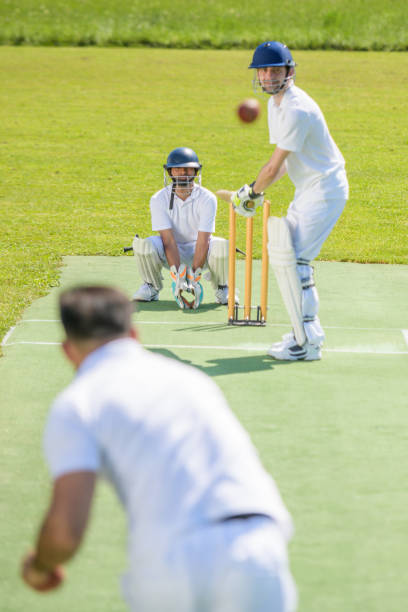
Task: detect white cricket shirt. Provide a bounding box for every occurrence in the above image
[268,84,349,199]
[44,339,293,565]
[150,184,217,244]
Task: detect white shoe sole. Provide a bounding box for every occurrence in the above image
[132,295,159,302]
[267,345,322,361]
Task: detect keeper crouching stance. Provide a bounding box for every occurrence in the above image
[232,41,349,361]
[133,147,233,310]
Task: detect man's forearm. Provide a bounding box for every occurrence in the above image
[192,234,211,270]
[163,241,180,269]
[21,515,77,590]
[34,514,80,570]
[253,147,289,194]
[22,471,95,592]
[253,160,287,194]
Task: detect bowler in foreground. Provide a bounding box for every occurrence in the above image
[21,285,297,611]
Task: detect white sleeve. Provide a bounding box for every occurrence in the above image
[151,192,172,231]
[44,399,100,479]
[198,192,217,233]
[277,108,309,152]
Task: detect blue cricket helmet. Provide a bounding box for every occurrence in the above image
[164,147,202,170]
[249,41,296,69]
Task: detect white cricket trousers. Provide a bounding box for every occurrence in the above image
[145,234,224,268]
[121,516,297,612]
[286,194,347,262]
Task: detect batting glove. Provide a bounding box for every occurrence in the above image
[232,184,264,217]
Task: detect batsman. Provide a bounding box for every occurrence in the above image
[232,41,349,361]
[132,147,233,310]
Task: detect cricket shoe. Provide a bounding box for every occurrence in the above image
[267,339,322,361]
[214,285,239,305]
[133,283,160,302]
[268,331,296,351]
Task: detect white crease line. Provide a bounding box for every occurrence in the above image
[139,322,407,331]
[324,348,408,355]
[145,344,407,355]
[3,341,408,356]
[145,344,408,355]
[145,344,269,351]
[323,325,407,331]
[25,319,60,322]
[4,341,61,346]
[1,326,16,347]
[19,319,408,332]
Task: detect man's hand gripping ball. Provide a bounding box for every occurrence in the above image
[21,552,65,592]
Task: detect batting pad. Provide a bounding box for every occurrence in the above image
[207,237,229,288]
[132,237,163,291]
[267,217,307,346]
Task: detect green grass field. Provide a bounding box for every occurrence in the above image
[1,47,408,347]
[1,0,407,50]
[1,12,408,612]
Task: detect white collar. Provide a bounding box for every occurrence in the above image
[77,338,141,376]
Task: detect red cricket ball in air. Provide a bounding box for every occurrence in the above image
[237,98,261,123]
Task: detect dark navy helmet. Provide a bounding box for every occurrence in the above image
[249,42,296,95]
[164,147,202,171]
[163,147,202,191]
[249,41,296,69]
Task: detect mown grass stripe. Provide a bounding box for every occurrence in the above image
[1,0,407,50]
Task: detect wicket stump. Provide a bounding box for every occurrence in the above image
[228,200,270,325]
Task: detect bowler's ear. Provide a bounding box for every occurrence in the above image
[129,327,139,341]
[62,339,80,366]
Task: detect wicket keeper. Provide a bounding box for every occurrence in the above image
[232,41,349,361]
[132,147,235,309]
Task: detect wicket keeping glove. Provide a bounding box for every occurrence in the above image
[187,267,204,310]
[170,264,188,309]
[232,184,264,217]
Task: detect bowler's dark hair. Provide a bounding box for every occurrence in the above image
[59,286,133,340]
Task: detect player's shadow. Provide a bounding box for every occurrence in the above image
[174,323,231,332]
[148,349,294,376]
[134,301,221,314]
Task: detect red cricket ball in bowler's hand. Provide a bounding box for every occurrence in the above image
[35,566,65,592]
[21,552,65,593]
[237,98,261,123]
